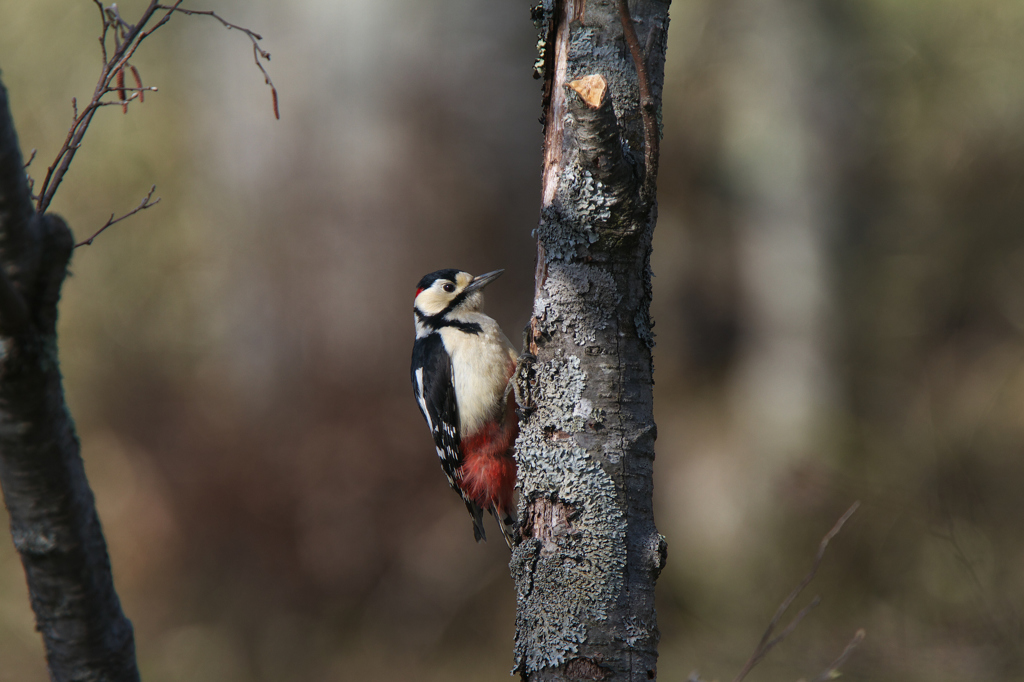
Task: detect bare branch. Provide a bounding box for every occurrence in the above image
[24,148,38,202]
[732,502,861,682]
[156,4,280,119]
[155,5,264,40]
[761,596,820,656]
[75,185,160,248]
[92,0,110,65]
[36,0,276,214]
[92,88,158,108]
[105,4,135,34]
[811,629,866,682]
[254,43,280,120]
[36,0,164,213]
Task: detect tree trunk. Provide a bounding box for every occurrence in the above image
[0,79,140,682]
[512,1,670,680]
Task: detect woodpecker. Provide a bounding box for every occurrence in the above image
[411,268,523,548]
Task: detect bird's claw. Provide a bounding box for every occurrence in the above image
[505,349,537,420]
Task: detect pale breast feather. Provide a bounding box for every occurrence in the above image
[438,314,516,435]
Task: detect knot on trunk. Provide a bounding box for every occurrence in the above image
[523,495,577,556]
[565,74,639,215]
[564,656,609,680]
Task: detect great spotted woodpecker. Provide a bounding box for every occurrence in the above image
[411,269,523,548]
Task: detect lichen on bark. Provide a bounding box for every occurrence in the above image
[512,1,670,680]
[513,353,627,672]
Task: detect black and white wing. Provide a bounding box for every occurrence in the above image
[411,334,463,485]
[411,334,487,541]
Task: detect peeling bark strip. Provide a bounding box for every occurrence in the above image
[513,1,669,680]
[0,81,140,681]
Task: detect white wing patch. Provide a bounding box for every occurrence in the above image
[414,368,432,430]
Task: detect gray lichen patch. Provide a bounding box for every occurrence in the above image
[533,262,619,346]
[512,352,627,674]
[522,351,587,433]
[535,164,615,261]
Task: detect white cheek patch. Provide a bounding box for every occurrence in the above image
[415,283,457,316]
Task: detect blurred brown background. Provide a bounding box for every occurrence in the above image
[2,0,1024,680]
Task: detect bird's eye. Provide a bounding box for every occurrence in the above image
[443,283,456,293]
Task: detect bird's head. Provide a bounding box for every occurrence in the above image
[413,268,503,319]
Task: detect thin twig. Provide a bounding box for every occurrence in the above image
[75,186,160,248]
[810,629,866,682]
[253,43,280,119]
[92,89,157,107]
[759,596,820,659]
[616,0,658,188]
[731,502,861,682]
[92,0,109,65]
[104,4,134,34]
[36,0,166,213]
[24,148,38,201]
[155,5,263,40]
[156,4,279,119]
[36,1,276,215]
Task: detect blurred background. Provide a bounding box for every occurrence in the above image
[1,0,1024,679]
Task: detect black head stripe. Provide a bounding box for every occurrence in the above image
[442,288,472,316]
[446,319,483,334]
[417,268,464,292]
[414,308,483,335]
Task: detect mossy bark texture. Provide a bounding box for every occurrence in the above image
[512,1,670,680]
[0,79,139,682]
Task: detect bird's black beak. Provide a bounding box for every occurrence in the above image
[465,269,504,293]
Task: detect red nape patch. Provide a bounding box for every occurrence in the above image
[415,287,424,297]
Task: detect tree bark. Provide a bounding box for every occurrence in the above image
[0,79,140,682]
[512,1,670,680]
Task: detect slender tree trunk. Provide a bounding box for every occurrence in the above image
[0,79,140,682]
[512,1,670,680]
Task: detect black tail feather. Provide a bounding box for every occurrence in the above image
[466,501,486,542]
